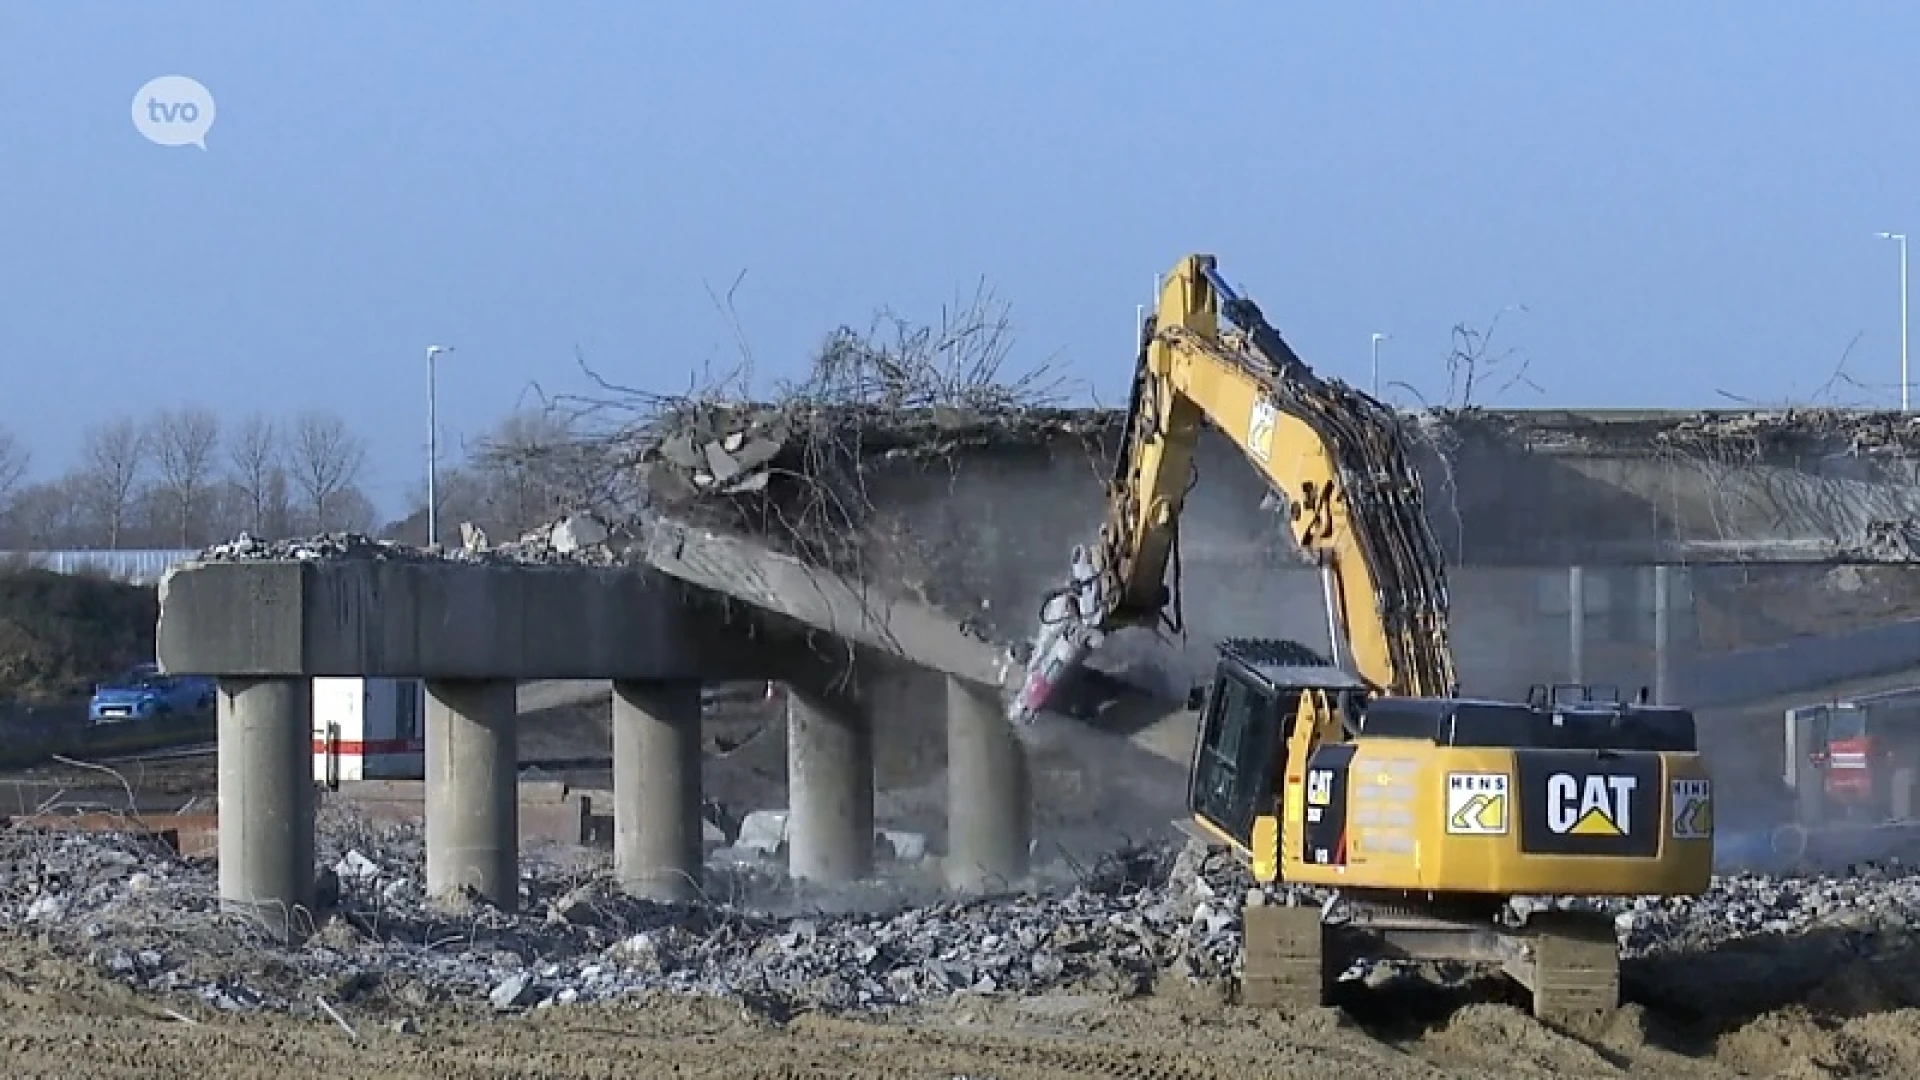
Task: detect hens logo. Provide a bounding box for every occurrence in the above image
[1546,773,1635,836]
[1516,752,1659,857]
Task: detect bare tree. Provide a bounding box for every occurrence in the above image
[472,407,580,534]
[287,410,366,531]
[2,479,78,548]
[0,425,26,508]
[76,418,148,548]
[150,406,221,547]
[227,413,281,536]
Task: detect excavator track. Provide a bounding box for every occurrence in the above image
[1508,910,1622,1027]
[1238,897,1622,1025]
[1238,903,1333,1009]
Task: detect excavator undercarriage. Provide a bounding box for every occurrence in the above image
[1239,894,1621,1024]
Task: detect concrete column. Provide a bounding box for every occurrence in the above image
[425,679,518,911]
[945,675,1031,892]
[1652,565,1672,704]
[612,679,704,902]
[217,678,317,942]
[786,688,875,883]
[1567,567,1586,684]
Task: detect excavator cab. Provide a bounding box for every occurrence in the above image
[1186,638,1366,852]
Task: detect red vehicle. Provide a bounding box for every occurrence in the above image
[1789,693,1920,822]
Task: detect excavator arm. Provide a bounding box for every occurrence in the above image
[1013,254,1457,720]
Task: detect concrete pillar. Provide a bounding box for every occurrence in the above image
[1652,565,1672,704]
[786,689,875,883]
[945,675,1031,892]
[1567,567,1586,684]
[425,679,518,911]
[612,679,704,902]
[217,678,317,942]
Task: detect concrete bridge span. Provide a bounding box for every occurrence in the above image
[157,555,1032,940]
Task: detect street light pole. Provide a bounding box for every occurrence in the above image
[425,344,454,547]
[1879,232,1909,411]
[1370,332,1390,397]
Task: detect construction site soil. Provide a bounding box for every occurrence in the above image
[6,934,1920,1080]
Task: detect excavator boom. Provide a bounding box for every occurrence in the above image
[1013,254,1455,721]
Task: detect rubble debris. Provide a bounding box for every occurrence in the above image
[734,810,789,856]
[3,805,1920,1022]
[548,512,610,555]
[196,521,635,570]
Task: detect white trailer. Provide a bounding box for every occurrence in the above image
[312,677,426,787]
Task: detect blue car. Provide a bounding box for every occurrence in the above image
[89,663,216,725]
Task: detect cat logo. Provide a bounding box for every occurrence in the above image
[1517,752,1658,857]
[1547,773,1636,836]
[1306,768,1334,806]
[1305,768,1334,824]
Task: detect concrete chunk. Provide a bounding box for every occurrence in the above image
[550,513,609,554]
[735,810,789,855]
[877,829,927,862]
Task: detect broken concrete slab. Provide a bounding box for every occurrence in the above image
[633,513,1019,690]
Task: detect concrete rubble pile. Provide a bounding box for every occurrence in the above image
[198,513,634,570]
[4,808,1920,1020]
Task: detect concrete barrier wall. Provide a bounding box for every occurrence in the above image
[0,714,215,771]
[1676,617,1920,708]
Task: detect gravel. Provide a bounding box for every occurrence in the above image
[5,806,1920,1021]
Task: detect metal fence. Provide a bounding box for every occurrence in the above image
[0,549,197,585]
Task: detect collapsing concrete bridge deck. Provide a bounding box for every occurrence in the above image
[635,402,1920,575]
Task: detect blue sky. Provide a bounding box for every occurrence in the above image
[2,1,1916,514]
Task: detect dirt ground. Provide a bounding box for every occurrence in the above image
[11,694,1920,1076]
[0,934,1917,1080]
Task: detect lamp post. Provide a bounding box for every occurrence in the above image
[1370,332,1390,397]
[1879,232,1909,411]
[425,344,454,547]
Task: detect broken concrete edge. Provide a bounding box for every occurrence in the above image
[634,402,1122,462]
[155,557,701,680]
[632,513,1021,694]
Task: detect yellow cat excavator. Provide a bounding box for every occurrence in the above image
[1011,254,1714,1023]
